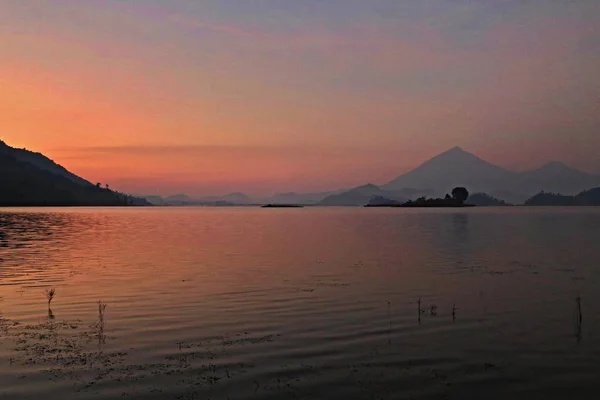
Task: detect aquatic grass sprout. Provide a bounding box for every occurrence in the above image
[97,301,107,327]
[45,288,56,307]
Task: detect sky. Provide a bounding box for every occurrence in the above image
[1,0,599,196]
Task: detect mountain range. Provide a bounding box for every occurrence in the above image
[0,139,148,206]
[3,139,598,207]
[383,147,600,203]
[145,146,600,206]
[318,147,600,205]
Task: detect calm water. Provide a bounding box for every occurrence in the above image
[1,207,599,399]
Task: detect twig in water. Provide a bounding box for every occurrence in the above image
[45,288,56,307]
[93,301,108,348]
[575,294,583,343]
[98,301,107,326]
[387,300,392,344]
[452,304,456,322]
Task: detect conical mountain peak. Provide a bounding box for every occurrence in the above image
[384,146,515,192]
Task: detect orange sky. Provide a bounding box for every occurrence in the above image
[2,0,599,196]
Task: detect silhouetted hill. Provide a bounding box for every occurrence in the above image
[161,193,255,205]
[0,153,133,206]
[525,187,600,206]
[221,192,252,204]
[319,184,407,206]
[0,140,92,187]
[195,192,252,204]
[265,191,338,205]
[165,194,193,204]
[469,193,511,206]
[384,147,516,194]
[524,192,575,206]
[144,196,166,206]
[519,162,600,195]
[364,196,402,207]
[0,140,149,206]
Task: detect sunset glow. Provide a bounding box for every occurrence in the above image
[2,0,600,196]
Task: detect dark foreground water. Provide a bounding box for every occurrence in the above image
[1,207,599,399]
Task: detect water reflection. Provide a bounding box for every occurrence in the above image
[452,213,469,239]
[0,207,599,399]
[0,211,92,285]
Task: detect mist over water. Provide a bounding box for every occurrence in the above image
[1,207,600,399]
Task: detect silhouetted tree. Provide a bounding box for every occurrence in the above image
[96,182,101,188]
[105,183,110,191]
[445,194,452,200]
[451,187,469,204]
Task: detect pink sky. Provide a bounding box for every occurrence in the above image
[1,0,599,196]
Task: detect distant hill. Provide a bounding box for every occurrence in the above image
[469,193,511,206]
[365,196,402,207]
[165,194,193,204]
[384,147,516,194]
[525,187,600,206]
[519,162,600,195]
[265,191,338,205]
[144,196,166,206]
[0,140,148,206]
[578,187,600,205]
[220,192,252,204]
[319,184,407,206]
[194,192,253,204]
[160,192,254,205]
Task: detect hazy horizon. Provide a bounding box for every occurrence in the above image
[2,0,600,196]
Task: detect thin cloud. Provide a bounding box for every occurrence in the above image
[54,144,401,154]
[167,14,264,38]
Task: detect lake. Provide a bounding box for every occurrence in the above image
[1,207,599,399]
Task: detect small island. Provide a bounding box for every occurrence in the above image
[365,187,474,208]
[261,204,305,208]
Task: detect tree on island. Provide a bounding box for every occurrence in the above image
[399,187,473,207]
[451,187,469,204]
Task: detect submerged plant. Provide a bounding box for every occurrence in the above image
[98,301,107,326]
[94,301,108,348]
[387,300,392,344]
[430,305,438,316]
[575,294,582,343]
[45,288,56,307]
[575,295,582,324]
